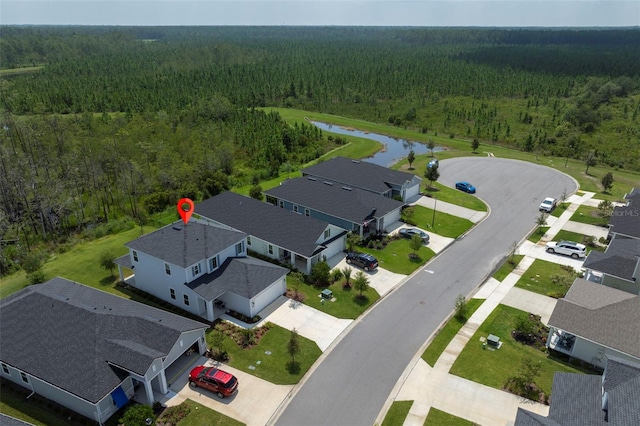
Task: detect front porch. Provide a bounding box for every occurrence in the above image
[548,328,576,355]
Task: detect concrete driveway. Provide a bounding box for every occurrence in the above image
[331,255,407,297]
[260,296,352,351]
[166,357,293,426]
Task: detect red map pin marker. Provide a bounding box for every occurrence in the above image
[177,198,194,224]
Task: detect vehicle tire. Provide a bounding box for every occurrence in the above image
[571,253,579,259]
[346,259,352,264]
[189,381,197,388]
[547,248,555,253]
[217,392,224,399]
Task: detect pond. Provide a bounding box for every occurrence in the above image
[310,121,443,167]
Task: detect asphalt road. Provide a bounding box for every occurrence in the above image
[274,157,577,426]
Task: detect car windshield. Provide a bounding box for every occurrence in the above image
[543,200,553,205]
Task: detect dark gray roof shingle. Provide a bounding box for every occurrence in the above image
[126,221,245,268]
[302,156,420,194]
[194,191,330,258]
[0,277,208,404]
[264,177,403,224]
[609,187,640,239]
[186,257,288,300]
[547,372,606,426]
[548,278,640,358]
[583,237,640,281]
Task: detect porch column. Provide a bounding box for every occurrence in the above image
[158,370,168,394]
[306,257,312,275]
[290,252,295,266]
[143,379,154,405]
[117,265,124,282]
[205,300,214,322]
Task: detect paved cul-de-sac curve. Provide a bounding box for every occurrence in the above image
[273,157,576,426]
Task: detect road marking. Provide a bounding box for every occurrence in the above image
[424,270,434,274]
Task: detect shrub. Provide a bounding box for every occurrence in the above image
[454,295,468,320]
[157,402,191,426]
[27,269,46,285]
[119,403,155,426]
[330,269,343,283]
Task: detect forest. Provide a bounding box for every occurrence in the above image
[0,26,639,277]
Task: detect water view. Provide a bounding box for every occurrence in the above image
[310,121,443,167]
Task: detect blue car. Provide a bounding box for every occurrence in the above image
[455,182,476,194]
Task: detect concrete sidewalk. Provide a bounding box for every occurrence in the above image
[412,196,487,224]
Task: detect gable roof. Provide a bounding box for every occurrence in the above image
[548,278,640,358]
[609,187,640,239]
[0,277,208,404]
[126,221,245,268]
[194,191,331,258]
[186,256,288,301]
[516,356,640,426]
[583,237,640,281]
[302,156,420,194]
[264,177,404,224]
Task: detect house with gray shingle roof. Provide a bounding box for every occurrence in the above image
[115,220,288,322]
[583,187,640,294]
[0,277,209,425]
[264,177,404,238]
[302,156,422,202]
[514,356,640,426]
[546,278,640,369]
[194,191,347,274]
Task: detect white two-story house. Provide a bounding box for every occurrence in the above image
[115,220,288,322]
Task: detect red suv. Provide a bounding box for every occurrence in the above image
[189,366,238,398]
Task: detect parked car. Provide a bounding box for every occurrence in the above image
[345,252,378,271]
[399,228,430,243]
[189,366,238,398]
[427,159,439,169]
[539,197,558,213]
[455,181,476,194]
[545,241,587,259]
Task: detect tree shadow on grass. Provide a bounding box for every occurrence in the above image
[287,361,300,375]
[352,295,369,306]
[99,275,116,286]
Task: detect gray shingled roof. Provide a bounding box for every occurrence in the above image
[0,414,36,426]
[547,373,606,426]
[302,156,420,195]
[264,177,403,224]
[126,221,245,268]
[604,356,640,425]
[194,191,330,258]
[609,187,640,239]
[514,409,561,426]
[583,237,640,281]
[548,278,640,358]
[0,277,208,404]
[186,256,288,300]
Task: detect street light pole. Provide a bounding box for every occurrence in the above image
[431,196,437,228]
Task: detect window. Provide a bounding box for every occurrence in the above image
[183,294,190,306]
[324,229,331,239]
[293,205,299,213]
[305,209,310,217]
[192,263,200,276]
[132,250,138,262]
[2,363,9,375]
[247,236,251,246]
[170,288,176,300]
[20,372,28,383]
[209,256,218,271]
[268,244,274,255]
[164,263,171,275]
[235,242,244,255]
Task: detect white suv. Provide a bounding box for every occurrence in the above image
[545,241,586,258]
[539,197,557,213]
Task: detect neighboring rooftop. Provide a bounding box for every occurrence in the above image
[302,156,420,195]
[0,277,208,404]
[126,221,246,268]
[186,256,288,301]
[583,237,640,281]
[548,278,640,359]
[195,191,332,257]
[609,187,640,239]
[514,356,640,426]
[264,177,403,224]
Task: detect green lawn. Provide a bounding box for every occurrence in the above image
[450,305,590,397]
[287,273,379,319]
[550,203,570,218]
[422,298,484,366]
[422,182,487,212]
[159,399,245,426]
[0,226,154,299]
[359,238,436,275]
[423,408,476,426]
[515,259,579,298]
[207,323,321,385]
[528,227,549,243]
[402,205,474,239]
[570,205,607,226]
[492,255,525,282]
[381,401,414,426]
